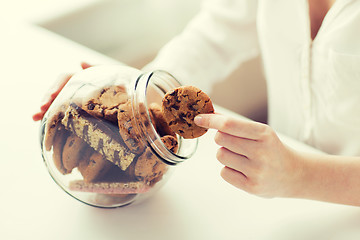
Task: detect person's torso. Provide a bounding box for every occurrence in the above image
[257,0,360,155]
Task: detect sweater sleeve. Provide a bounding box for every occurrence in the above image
[142,0,260,93]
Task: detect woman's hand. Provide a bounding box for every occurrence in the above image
[194,113,304,198]
[195,113,360,205]
[32,62,92,121]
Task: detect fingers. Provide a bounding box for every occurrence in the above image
[194,113,268,140]
[220,167,248,190]
[214,131,256,157]
[33,62,91,122]
[32,112,45,121]
[196,113,289,198]
[216,147,251,175]
[33,73,72,122]
[81,62,92,69]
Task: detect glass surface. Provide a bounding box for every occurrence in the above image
[40,65,198,208]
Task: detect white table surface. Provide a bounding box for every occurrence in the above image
[1,20,360,240]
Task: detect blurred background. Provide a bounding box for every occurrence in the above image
[0,0,267,122]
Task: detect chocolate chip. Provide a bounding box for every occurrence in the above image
[169,89,177,96]
[87,101,96,110]
[146,151,153,159]
[188,103,198,111]
[127,138,137,148]
[179,113,187,122]
[171,105,180,110]
[98,138,104,149]
[144,120,149,127]
[100,89,106,95]
[68,139,75,147]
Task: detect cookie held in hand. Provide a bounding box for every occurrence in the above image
[162,86,214,139]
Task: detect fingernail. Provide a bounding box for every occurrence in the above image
[194,115,203,126]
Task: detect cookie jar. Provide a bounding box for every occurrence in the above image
[39,65,198,208]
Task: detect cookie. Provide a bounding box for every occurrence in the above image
[61,134,87,173]
[161,135,179,154]
[162,86,214,139]
[78,151,113,183]
[100,162,137,182]
[76,148,94,175]
[99,85,128,108]
[149,103,175,137]
[61,103,136,171]
[117,101,154,154]
[134,136,176,183]
[69,180,151,194]
[83,85,128,122]
[52,127,71,175]
[134,148,167,183]
[44,103,69,151]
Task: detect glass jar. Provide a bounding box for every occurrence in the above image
[40,65,198,208]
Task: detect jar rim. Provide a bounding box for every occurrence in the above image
[132,70,198,165]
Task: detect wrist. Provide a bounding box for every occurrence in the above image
[282,146,312,199]
[286,150,335,201]
[280,146,360,206]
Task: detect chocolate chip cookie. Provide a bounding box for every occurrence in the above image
[134,147,167,183]
[134,135,178,183]
[117,101,154,154]
[62,103,136,171]
[161,135,179,154]
[149,103,176,137]
[52,127,70,175]
[162,86,214,139]
[78,151,113,183]
[83,85,128,122]
[62,134,87,173]
[44,103,69,151]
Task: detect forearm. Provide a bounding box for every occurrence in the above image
[294,151,360,206]
[143,0,259,92]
